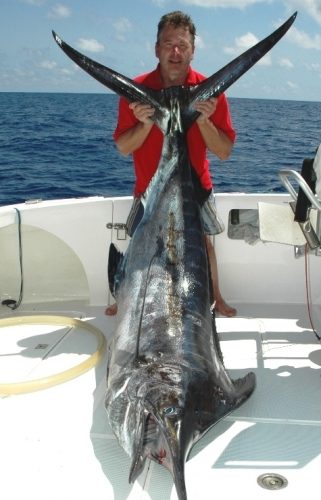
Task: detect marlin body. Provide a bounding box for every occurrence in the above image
[53,13,296,499]
[104,89,256,498]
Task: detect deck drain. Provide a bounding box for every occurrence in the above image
[35,344,49,350]
[257,473,288,490]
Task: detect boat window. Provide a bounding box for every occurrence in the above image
[227,209,260,244]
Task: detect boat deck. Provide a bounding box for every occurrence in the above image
[1,300,321,500]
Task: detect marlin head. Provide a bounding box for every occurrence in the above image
[113,364,255,500]
[105,361,200,500]
[129,388,186,500]
[127,378,194,500]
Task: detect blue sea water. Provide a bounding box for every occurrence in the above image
[0,92,320,206]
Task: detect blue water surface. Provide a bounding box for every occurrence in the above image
[0,92,320,206]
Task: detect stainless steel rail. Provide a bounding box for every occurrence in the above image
[278,169,321,211]
[279,169,321,252]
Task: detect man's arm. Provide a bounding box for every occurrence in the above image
[115,103,155,156]
[194,98,233,160]
[116,98,233,159]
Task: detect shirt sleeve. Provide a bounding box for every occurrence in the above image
[113,97,138,141]
[211,93,236,143]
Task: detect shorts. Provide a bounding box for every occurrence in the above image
[201,192,225,235]
[126,197,144,237]
[126,192,224,237]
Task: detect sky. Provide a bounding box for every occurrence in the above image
[1,0,321,101]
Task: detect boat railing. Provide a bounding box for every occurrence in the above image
[279,169,321,210]
[279,169,321,252]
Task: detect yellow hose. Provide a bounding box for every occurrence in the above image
[0,315,106,395]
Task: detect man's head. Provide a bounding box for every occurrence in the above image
[156,11,196,48]
[155,11,196,86]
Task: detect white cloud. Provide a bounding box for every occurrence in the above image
[40,60,57,70]
[259,54,271,66]
[195,34,205,49]
[48,4,71,19]
[304,62,321,74]
[151,0,167,5]
[286,80,298,89]
[179,0,265,7]
[77,38,105,53]
[224,31,271,64]
[178,0,320,21]
[309,62,321,71]
[285,0,321,25]
[114,17,132,31]
[288,26,321,50]
[21,0,45,5]
[60,68,73,76]
[14,68,36,79]
[225,32,259,54]
[278,57,294,69]
[114,17,132,42]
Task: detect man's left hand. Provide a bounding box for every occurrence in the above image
[194,97,217,123]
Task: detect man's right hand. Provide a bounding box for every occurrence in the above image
[116,103,155,155]
[129,102,155,124]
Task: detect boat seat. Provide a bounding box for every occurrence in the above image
[258,144,321,249]
[314,144,321,199]
[294,157,317,223]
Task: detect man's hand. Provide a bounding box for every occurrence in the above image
[115,102,155,155]
[193,97,233,160]
[129,102,155,124]
[194,97,217,124]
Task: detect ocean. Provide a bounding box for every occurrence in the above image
[0,92,320,206]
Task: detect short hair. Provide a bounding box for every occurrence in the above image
[156,11,196,46]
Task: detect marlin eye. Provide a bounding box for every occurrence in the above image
[163,406,180,416]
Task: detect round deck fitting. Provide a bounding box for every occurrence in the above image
[257,473,288,490]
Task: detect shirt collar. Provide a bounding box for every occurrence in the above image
[154,64,195,87]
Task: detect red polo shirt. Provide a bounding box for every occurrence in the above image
[113,65,236,197]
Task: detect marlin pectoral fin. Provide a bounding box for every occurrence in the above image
[52,31,166,123]
[188,12,297,110]
[211,310,224,364]
[197,371,256,437]
[108,243,123,297]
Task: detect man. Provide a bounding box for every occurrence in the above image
[106,10,236,317]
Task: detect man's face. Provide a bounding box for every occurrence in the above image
[155,24,194,85]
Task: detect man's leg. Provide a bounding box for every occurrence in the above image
[105,197,144,316]
[105,303,117,315]
[205,235,236,317]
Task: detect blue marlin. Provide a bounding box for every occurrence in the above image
[53,13,296,500]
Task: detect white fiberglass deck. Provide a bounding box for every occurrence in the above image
[1,300,321,500]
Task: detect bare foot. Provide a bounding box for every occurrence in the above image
[105,303,118,316]
[215,298,236,317]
